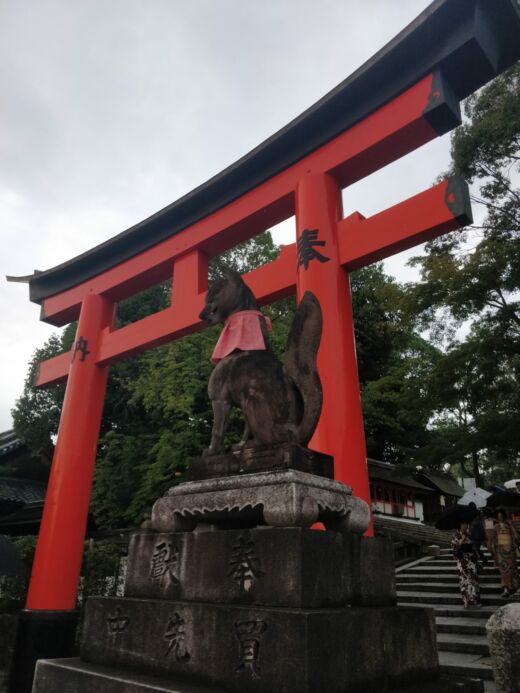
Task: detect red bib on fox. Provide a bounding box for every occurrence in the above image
[211,310,272,364]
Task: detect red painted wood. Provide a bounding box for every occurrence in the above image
[35,245,298,384]
[35,172,466,387]
[295,172,373,535]
[40,74,437,326]
[173,249,209,297]
[35,351,71,387]
[34,175,466,386]
[338,178,464,269]
[26,294,114,610]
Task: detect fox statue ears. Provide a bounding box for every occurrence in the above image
[221,266,244,284]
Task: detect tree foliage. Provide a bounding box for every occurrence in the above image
[407,64,520,482]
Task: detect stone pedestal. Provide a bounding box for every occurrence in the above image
[125,529,396,607]
[31,461,484,692]
[186,443,333,481]
[80,597,439,693]
[33,658,485,693]
[486,603,520,693]
[151,470,370,534]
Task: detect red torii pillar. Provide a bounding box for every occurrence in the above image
[294,173,470,531]
[296,174,370,515]
[26,294,114,610]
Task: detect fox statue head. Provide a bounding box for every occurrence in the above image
[199,269,258,326]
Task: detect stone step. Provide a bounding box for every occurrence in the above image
[398,602,495,619]
[437,550,492,557]
[405,565,499,573]
[397,574,500,584]
[397,591,509,606]
[398,554,497,690]
[397,582,504,595]
[436,617,487,635]
[439,650,494,681]
[32,658,227,693]
[32,658,487,693]
[436,633,489,656]
[424,560,504,569]
[431,557,519,565]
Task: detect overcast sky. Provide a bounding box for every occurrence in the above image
[0,0,458,432]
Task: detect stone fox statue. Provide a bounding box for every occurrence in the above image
[199,269,322,455]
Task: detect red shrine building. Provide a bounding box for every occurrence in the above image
[368,459,464,524]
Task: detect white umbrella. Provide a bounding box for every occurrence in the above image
[504,479,520,490]
[459,487,492,508]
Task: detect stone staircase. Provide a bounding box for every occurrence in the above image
[396,547,520,692]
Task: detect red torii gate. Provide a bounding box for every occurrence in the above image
[27,89,470,609]
[8,0,520,686]
[28,80,470,611]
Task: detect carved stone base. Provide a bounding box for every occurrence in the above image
[33,658,485,693]
[33,658,223,693]
[81,597,439,693]
[151,469,370,534]
[125,529,396,608]
[186,443,333,481]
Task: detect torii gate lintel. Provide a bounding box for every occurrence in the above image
[35,174,471,389]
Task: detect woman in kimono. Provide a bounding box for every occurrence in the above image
[452,519,481,608]
[494,509,519,598]
[483,507,497,565]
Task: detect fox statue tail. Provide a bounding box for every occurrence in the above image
[283,291,323,446]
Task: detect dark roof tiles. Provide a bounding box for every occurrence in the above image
[0,477,46,506]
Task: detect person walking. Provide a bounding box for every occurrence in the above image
[468,503,486,566]
[452,518,482,609]
[493,508,519,598]
[483,507,497,565]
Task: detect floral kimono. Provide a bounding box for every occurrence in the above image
[451,530,481,608]
[494,521,519,595]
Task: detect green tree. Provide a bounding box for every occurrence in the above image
[407,64,520,481]
[11,328,75,464]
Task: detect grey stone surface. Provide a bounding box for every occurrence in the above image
[486,603,520,693]
[32,658,485,693]
[124,529,396,608]
[32,658,227,693]
[151,469,370,534]
[186,443,333,481]
[81,596,438,693]
[349,532,397,606]
[0,613,18,685]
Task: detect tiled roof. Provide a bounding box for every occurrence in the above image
[418,471,464,498]
[0,430,24,458]
[367,459,432,492]
[0,476,46,505]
